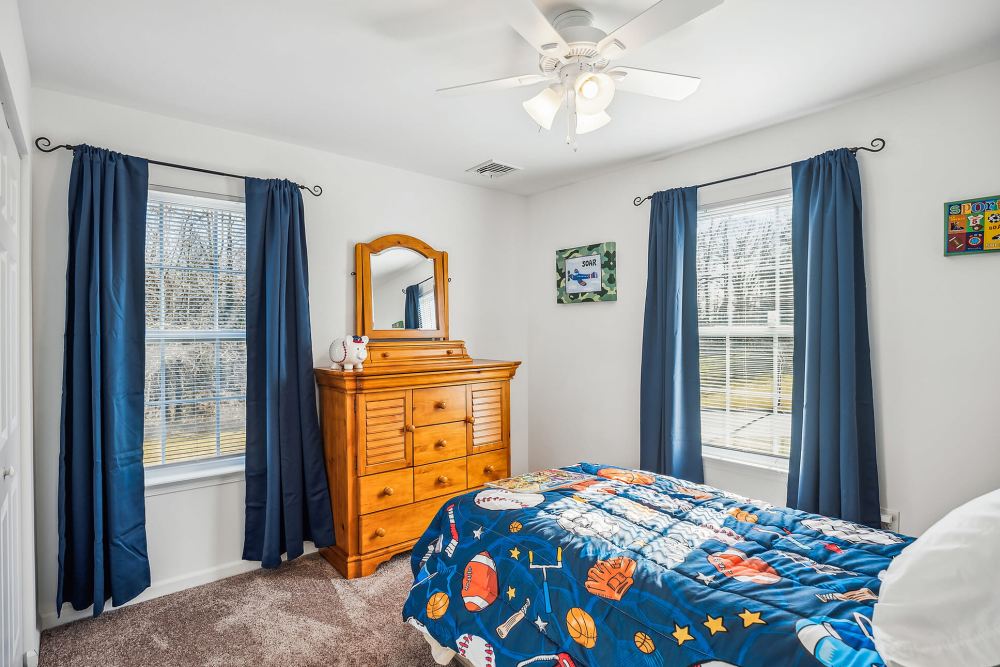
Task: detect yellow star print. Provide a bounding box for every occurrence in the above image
[738,609,766,628]
[509,547,521,560]
[672,624,694,646]
[507,586,516,600]
[703,615,727,636]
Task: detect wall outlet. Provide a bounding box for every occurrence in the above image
[880,508,900,532]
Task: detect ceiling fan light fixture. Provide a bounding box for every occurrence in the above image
[574,72,614,114]
[576,110,611,134]
[522,85,563,130]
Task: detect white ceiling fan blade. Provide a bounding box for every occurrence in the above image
[498,0,570,57]
[610,66,701,100]
[436,74,551,96]
[598,0,723,59]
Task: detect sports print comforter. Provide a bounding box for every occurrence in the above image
[402,463,911,667]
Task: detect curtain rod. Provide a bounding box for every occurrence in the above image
[34,137,323,197]
[632,137,886,206]
[402,275,434,293]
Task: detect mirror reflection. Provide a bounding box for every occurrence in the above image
[370,247,437,330]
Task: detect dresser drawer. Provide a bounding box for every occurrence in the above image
[413,458,468,501]
[358,468,413,515]
[467,449,509,488]
[359,497,442,554]
[412,385,467,426]
[413,421,467,466]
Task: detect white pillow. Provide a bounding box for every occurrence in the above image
[873,489,1000,667]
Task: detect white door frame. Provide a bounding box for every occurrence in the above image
[0,43,38,667]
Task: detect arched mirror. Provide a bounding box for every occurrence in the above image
[356,235,449,340]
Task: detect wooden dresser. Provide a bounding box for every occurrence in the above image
[315,349,520,578]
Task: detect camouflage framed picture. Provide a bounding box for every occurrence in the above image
[555,242,617,304]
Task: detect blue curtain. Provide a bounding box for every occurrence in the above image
[639,187,704,483]
[404,284,421,328]
[244,178,334,568]
[58,146,150,616]
[788,149,881,527]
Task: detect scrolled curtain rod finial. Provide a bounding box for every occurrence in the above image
[851,137,886,154]
[35,136,74,153]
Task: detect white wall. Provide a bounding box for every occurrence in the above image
[30,88,530,626]
[525,59,1000,535]
[0,0,31,149]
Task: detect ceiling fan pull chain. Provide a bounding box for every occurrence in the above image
[565,87,578,152]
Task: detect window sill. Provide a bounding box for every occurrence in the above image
[702,447,789,475]
[144,457,245,497]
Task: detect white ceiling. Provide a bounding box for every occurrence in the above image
[20,0,1000,196]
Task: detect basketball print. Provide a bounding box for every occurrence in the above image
[462,551,499,612]
[634,631,655,654]
[474,489,545,511]
[426,591,450,620]
[509,520,523,533]
[596,468,655,485]
[566,607,597,649]
[456,633,496,667]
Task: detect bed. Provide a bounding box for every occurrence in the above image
[402,462,910,667]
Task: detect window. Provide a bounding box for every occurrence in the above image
[143,188,247,469]
[417,280,435,329]
[696,191,793,464]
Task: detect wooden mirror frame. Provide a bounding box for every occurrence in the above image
[355,234,449,340]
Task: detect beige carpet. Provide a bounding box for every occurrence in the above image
[40,553,449,667]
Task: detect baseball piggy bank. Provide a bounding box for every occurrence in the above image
[329,335,369,371]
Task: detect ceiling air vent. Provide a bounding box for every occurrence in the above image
[466,159,522,179]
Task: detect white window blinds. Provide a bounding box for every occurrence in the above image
[417,281,435,329]
[696,191,793,459]
[143,189,247,467]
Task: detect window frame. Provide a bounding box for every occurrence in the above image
[696,189,793,471]
[143,186,248,483]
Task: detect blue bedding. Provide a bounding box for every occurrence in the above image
[402,463,911,667]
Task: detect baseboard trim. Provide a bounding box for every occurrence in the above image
[40,545,317,630]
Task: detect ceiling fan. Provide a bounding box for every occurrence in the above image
[437,0,723,147]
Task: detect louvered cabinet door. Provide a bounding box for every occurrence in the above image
[357,390,412,475]
[466,381,508,455]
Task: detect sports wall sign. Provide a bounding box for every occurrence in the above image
[944,194,1000,256]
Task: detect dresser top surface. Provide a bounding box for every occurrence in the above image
[315,359,520,387]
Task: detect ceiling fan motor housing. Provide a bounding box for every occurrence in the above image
[539,9,609,74]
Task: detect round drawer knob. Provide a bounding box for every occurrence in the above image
[381,352,390,358]
[382,486,394,496]
[434,439,447,449]
[435,401,447,410]
[484,465,495,474]
[465,416,476,424]
[374,528,386,538]
[437,475,449,485]
[405,424,416,433]
[446,349,454,355]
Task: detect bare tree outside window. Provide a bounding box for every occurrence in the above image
[696,192,793,460]
[143,190,247,467]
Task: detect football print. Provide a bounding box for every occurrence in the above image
[462,551,499,611]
